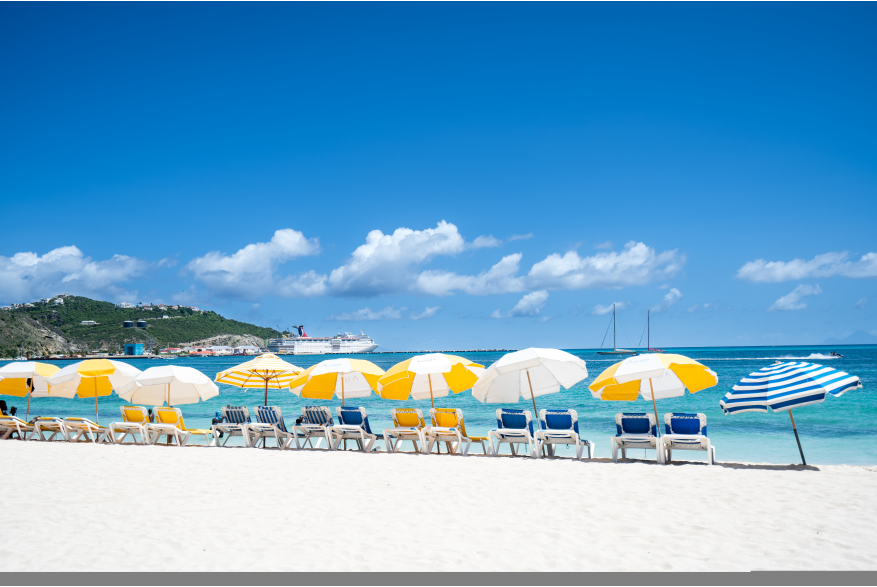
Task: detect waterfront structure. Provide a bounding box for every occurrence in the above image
[79,320,98,326]
[268,329,378,355]
[124,343,144,356]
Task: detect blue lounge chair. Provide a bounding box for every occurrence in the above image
[535,409,594,460]
[247,406,298,449]
[488,408,536,457]
[612,413,663,464]
[211,405,252,447]
[294,406,334,449]
[328,407,383,452]
[662,413,715,465]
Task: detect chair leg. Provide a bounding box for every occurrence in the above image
[612,439,618,463]
[576,443,584,460]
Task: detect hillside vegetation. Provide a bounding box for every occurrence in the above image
[2,296,280,356]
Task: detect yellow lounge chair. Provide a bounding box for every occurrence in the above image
[0,415,35,440]
[425,408,491,456]
[108,406,151,445]
[30,417,70,442]
[147,407,214,447]
[64,417,113,444]
[383,408,427,453]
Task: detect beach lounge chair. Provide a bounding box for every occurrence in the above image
[488,408,537,458]
[147,407,214,447]
[293,406,334,449]
[662,412,716,465]
[535,409,594,460]
[30,417,70,442]
[246,406,298,449]
[64,417,113,444]
[211,405,252,447]
[108,406,151,445]
[425,408,491,456]
[0,415,34,440]
[383,408,427,454]
[612,413,664,464]
[328,407,384,452]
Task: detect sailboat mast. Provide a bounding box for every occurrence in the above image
[613,303,616,350]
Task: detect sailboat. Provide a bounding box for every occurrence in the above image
[597,304,638,356]
[646,310,663,353]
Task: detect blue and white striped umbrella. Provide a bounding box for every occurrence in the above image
[720,361,862,465]
[720,361,861,415]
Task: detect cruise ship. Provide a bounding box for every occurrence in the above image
[267,327,379,355]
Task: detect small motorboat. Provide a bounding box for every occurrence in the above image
[830,351,844,358]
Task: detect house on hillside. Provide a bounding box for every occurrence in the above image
[52,298,64,305]
[116,302,135,309]
[80,320,99,326]
[210,346,233,356]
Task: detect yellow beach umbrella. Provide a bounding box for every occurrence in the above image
[588,353,718,428]
[289,358,384,406]
[46,359,142,423]
[0,361,61,419]
[215,353,303,406]
[377,353,485,409]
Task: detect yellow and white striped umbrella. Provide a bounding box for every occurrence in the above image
[215,353,303,406]
[289,358,385,406]
[0,361,61,419]
[47,359,142,423]
[377,354,485,408]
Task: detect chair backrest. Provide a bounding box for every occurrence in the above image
[121,406,150,424]
[222,405,251,425]
[337,406,373,435]
[539,409,579,434]
[35,416,64,426]
[615,413,657,436]
[0,415,27,427]
[664,413,707,436]
[255,406,288,433]
[431,407,461,428]
[495,408,534,434]
[154,407,184,429]
[302,406,333,426]
[65,417,97,427]
[391,408,425,429]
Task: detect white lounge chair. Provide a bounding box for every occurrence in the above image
[328,406,383,452]
[211,405,252,447]
[489,409,536,458]
[383,408,427,454]
[424,408,491,456]
[64,417,113,444]
[0,415,34,440]
[611,413,664,464]
[293,406,334,449]
[147,407,214,447]
[108,406,151,445]
[535,409,594,460]
[30,417,70,442]
[247,406,298,449]
[662,412,716,465]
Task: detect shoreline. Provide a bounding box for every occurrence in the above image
[5,441,877,571]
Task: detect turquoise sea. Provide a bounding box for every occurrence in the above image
[4,345,876,466]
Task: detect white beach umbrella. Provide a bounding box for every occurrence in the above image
[117,365,219,407]
[472,348,588,415]
[47,359,142,423]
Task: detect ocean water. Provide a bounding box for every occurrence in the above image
[4,345,876,466]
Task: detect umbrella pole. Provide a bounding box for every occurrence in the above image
[526,370,544,457]
[26,380,33,420]
[342,375,346,450]
[789,409,807,466]
[94,377,99,424]
[428,374,438,453]
[167,383,172,445]
[264,378,268,407]
[648,379,661,463]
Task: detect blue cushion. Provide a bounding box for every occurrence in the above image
[668,414,703,435]
[621,417,651,434]
[544,413,572,430]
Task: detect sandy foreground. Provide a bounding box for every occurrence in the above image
[3,441,877,572]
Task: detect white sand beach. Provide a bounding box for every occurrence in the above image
[4,441,876,572]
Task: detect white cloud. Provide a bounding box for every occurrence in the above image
[415,254,525,296]
[687,303,718,313]
[539,315,553,323]
[0,245,149,303]
[855,297,870,309]
[768,284,823,311]
[410,306,441,320]
[651,288,683,312]
[470,235,502,249]
[526,241,684,290]
[737,252,877,283]
[594,241,613,250]
[508,233,534,242]
[490,309,504,319]
[326,306,406,321]
[509,291,549,317]
[592,301,628,316]
[187,229,320,301]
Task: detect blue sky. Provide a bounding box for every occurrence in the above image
[1,3,875,350]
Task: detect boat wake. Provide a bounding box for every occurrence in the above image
[699,353,841,361]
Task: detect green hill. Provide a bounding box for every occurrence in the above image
[2,296,280,356]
